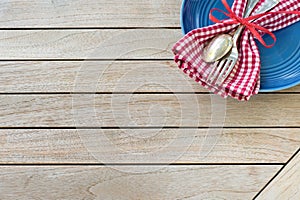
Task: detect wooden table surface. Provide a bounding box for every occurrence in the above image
[0,0,299,199]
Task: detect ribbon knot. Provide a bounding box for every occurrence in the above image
[210,0,300,48]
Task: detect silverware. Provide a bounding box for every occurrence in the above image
[201,33,233,63]
[202,0,260,63]
[206,0,280,85]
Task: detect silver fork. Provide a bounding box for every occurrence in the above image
[207,0,280,85]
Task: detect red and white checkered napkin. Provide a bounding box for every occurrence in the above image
[173,0,300,100]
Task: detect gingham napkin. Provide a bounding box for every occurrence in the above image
[173,0,300,100]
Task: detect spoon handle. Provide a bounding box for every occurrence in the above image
[232,0,260,42]
[255,0,280,14]
[243,0,261,18]
[232,0,279,43]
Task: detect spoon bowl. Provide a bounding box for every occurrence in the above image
[202,34,233,63]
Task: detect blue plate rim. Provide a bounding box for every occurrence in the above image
[180,0,186,35]
[180,0,300,92]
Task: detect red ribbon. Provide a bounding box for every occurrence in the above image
[210,0,300,48]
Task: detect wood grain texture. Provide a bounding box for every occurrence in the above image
[0,0,180,28]
[0,0,297,198]
[0,129,299,163]
[0,30,181,59]
[0,61,207,93]
[256,150,300,200]
[0,94,299,127]
[0,61,299,93]
[0,165,280,199]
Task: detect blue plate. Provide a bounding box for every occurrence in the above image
[181,0,300,92]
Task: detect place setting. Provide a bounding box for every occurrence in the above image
[173,0,300,100]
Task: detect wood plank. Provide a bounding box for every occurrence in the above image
[0,165,280,199]
[0,94,299,127]
[0,61,207,93]
[0,29,181,59]
[256,150,300,200]
[1,61,299,93]
[0,129,299,163]
[0,0,181,28]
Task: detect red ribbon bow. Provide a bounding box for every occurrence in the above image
[210,0,300,48]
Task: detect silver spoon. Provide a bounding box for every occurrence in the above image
[202,0,279,63]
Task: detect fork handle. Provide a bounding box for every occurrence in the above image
[243,0,261,18]
[232,0,280,43]
[232,0,260,43]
